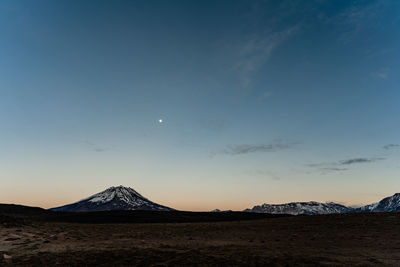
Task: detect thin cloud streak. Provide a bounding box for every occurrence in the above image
[223,141,298,155]
[83,141,112,153]
[308,157,385,172]
[339,157,385,165]
[321,167,348,172]
[383,144,400,150]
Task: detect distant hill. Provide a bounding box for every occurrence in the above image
[0,204,47,216]
[0,204,49,226]
[50,186,174,212]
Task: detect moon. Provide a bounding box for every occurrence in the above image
[158,119,163,123]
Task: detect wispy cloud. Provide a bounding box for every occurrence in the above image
[372,68,390,79]
[321,167,348,172]
[308,156,385,172]
[319,0,388,46]
[235,26,299,88]
[223,141,298,155]
[83,141,112,153]
[383,144,400,150]
[339,157,385,165]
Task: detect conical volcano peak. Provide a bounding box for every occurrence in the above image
[50,185,173,212]
[88,185,148,205]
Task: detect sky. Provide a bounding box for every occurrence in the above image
[1,0,400,211]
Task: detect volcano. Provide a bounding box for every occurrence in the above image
[50,186,174,212]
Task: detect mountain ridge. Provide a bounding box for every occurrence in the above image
[244,201,352,215]
[244,193,400,215]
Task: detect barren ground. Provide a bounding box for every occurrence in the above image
[1,213,400,266]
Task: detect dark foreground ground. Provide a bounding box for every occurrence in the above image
[1,210,400,266]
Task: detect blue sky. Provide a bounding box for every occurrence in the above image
[1,0,400,210]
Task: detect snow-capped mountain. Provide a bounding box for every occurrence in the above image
[245,193,400,215]
[356,193,400,212]
[50,186,174,212]
[244,201,353,215]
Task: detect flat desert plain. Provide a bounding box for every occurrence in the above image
[1,213,400,266]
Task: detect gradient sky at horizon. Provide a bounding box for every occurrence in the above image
[1,0,400,211]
